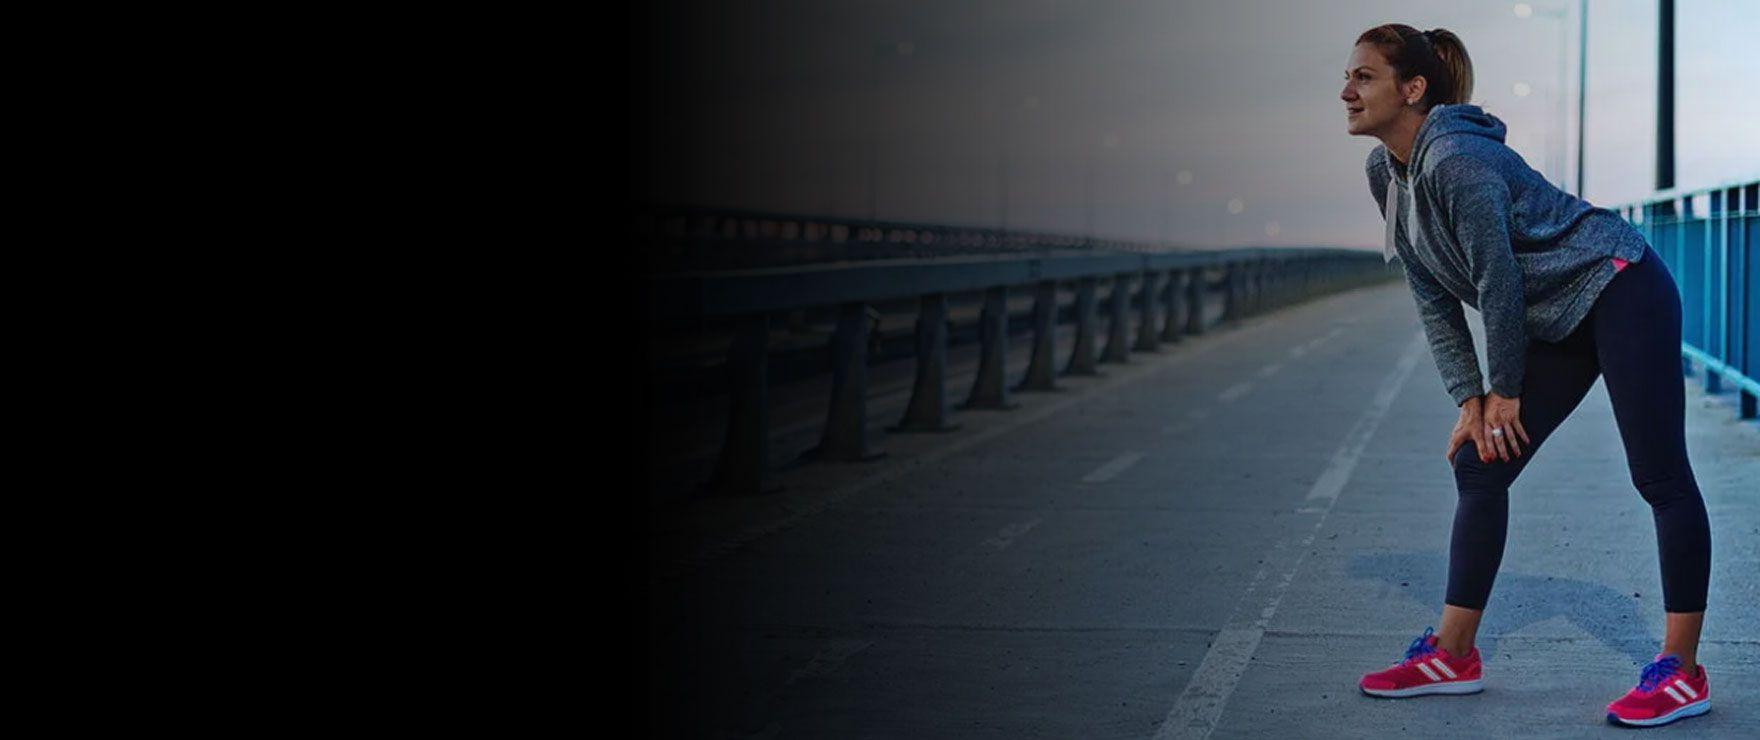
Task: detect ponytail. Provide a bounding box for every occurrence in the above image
[1355,24,1475,110]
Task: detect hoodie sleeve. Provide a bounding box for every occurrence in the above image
[1427,154,1528,399]
[1401,249,1487,406]
[1368,148,1486,406]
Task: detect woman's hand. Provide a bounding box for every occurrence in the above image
[1446,393,1532,467]
[1446,396,1485,468]
[1480,391,1529,462]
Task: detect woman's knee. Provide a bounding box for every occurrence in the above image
[1632,469,1704,508]
[1453,441,1518,494]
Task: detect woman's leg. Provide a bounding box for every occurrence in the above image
[1437,326,1601,655]
[1590,245,1712,671]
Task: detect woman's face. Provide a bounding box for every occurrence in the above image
[1341,43,1413,137]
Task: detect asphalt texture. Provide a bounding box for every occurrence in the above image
[648,280,1760,739]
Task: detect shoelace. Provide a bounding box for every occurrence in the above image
[1637,655,1682,692]
[1402,626,1438,664]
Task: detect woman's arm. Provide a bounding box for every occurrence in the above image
[1427,154,1529,400]
[1369,149,1488,407]
[1401,255,1486,406]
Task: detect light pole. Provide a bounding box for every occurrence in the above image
[1515,2,1573,193]
[1576,0,1588,197]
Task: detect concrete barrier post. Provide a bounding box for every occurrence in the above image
[1186,268,1208,335]
[1160,269,1187,342]
[1101,272,1133,363]
[892,293,961,432]
[963,286,1019,409]
[1065,276,1101,376]
[1222,262,1241,322]
[1252,259,1268,314]
[803,302,887,462]
[1134,268,1161,352]
[706,313,780,496]
[1017,280,1061,391]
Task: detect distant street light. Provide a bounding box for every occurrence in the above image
[1225,198,1246,246]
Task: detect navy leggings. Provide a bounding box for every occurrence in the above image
[1446,242,1712,613]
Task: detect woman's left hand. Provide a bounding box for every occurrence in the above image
[1481,391,1529,462]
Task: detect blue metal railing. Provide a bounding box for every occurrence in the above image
[1614,178,1759,419]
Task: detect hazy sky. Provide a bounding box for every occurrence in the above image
[637,0,1758,251]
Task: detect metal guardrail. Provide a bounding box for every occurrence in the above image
[1614,178,1759,420]
[641,206,1204,274]
[648,220,1397,497]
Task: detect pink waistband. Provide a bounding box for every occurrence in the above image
[1612,257,1630,273]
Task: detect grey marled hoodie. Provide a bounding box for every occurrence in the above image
[1366,102,1650,407]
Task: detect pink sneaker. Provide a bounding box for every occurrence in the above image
[1359,626,1484,697]
[1605,653,1711,727]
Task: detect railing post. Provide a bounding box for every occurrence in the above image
[1017,280,1061,391]
[1064,276,1101,376]
[1134,268,1161,352]
[1222,261,1242,322]
[1160,269,1187,343]
[1742,184,1758,419]
[1248,259,1265,315]
[1268,258,1279,306]
[892,293,961,432]
[705,313,781,496]
[963,286,1019,410]
[802,302,887,462]
[1704,191,1723,394]
[1186,267,1208,335]
[1101,272,1133,363]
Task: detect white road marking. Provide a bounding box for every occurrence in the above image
[1164,409,1210,435]
[1217,382,1254,403]
[1256,363,1283,379]
[1289,327,1345,359]
[1154,330,1427,740]
[980,518,1043,551]
[1082,452,1145,483]
[782,639,874,687]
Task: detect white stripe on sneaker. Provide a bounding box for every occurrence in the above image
[1415,663,1442,682]
[1662,686,1687,704]
[1673,679,1698,699]
[1429,658,1457,679]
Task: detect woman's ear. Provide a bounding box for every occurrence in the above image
[1403,75,1429,106]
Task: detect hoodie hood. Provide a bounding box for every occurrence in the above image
[1382,103,1510,263]
[1400,103,1508,182]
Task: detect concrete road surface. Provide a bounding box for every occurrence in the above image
[648,279,1760,739]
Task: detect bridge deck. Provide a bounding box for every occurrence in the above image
[648,281,1760,738]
